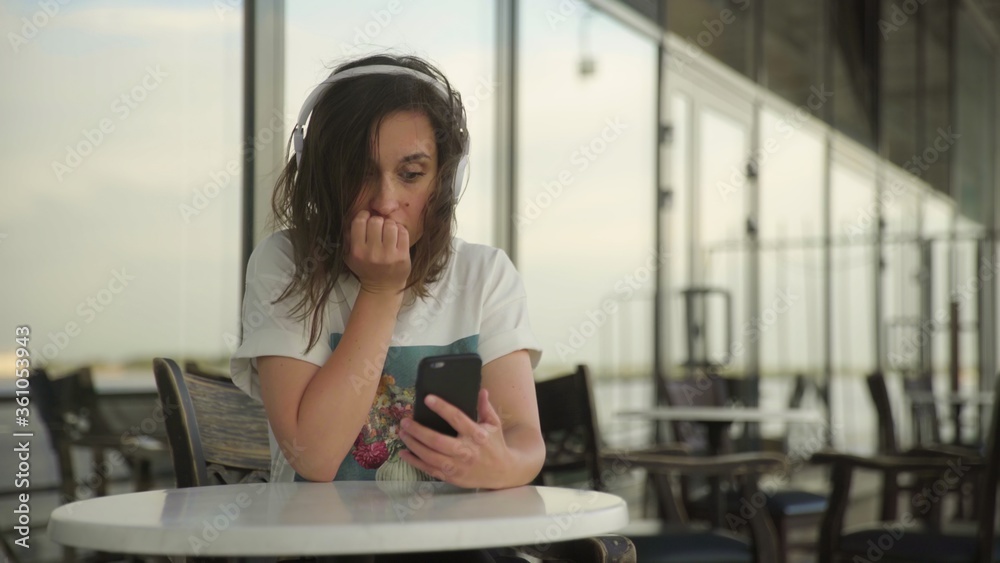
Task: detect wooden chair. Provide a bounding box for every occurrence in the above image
[760,374,810,453]
[31,366,169,563]
[868,371,987,529]
[664,372,827,563]
[663,372,733,454]
[535,365,787,563]
[813,376,1000,563]
[31,366,168,501]
[153,358,271,487]
[903,373,943,446]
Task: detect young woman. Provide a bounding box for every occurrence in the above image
[230,54,545,490]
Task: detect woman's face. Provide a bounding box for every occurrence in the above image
[349,110,439,246]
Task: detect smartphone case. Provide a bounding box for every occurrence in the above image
[413,353,482,437]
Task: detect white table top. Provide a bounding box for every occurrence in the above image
[47,481,629,557]
[907,391,994,405]
[616,407,824,423]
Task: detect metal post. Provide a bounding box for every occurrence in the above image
[920,241,934,382]
[240,1,256,299]
[821,0,835,442]
[496,0,518,260]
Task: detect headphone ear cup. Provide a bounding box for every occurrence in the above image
[453,155,470,198]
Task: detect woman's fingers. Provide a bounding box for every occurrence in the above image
[351,210,370,246]
[365,215,385,246]
[382,218,398,250]
[396,223,410,252]
[346,211,411,294]
[423,395,483,439]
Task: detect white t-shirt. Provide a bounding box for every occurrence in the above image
[230,229,541,482]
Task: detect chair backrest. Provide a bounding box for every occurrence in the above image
[31,366,111,442]
[866,372,899,453]
[975,377,1000,559]
[789,373,808,409]
[902,374,942,445]
[664,371,732,453]
[30,367,105,502]
[533,365,605,491]
[153,357,271,487]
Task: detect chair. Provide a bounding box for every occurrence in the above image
[761,374,810,453]
[153,358,271,487]
[31,366,168,501]
[866,372,983,527]
[903,373,943,446]
[663,372,827,563]
[31,366,169,563]
[663,372,733,454]
[535,365,787,563]
[813,376,1000,563]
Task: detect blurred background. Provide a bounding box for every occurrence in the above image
[2,0,999,560]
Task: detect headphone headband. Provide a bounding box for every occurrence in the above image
[291,64,470,197]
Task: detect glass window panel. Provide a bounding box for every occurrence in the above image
[830,151,876,376]
[284,0,496,245]
[759,109,824,240]
[517,0,657,387]
[758,108,824,376]
[1,3,242,369]
[882,172,922,377]
[697,106,750,372]
[830,150,876,451]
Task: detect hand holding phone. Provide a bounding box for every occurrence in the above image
[413,353,482,437]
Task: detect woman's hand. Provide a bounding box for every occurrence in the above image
[344,210,411,295]
[397,389,518,489]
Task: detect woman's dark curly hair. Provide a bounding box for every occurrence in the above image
[269,54,469,352]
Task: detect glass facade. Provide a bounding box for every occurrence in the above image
[757,108,825,376]
[1,1,243,369]
[4,0,998,458]
[517,0,657,382]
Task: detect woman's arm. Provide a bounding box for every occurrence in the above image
[258,212,410,481]
[398,349,545,489]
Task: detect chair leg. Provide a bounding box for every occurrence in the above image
[134,458,154,491]
[880,469,899,521]
[92,447,109,497]
[774,515,788,563]
[57,441,77,501]
[55,441,80,562]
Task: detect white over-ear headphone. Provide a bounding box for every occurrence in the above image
[291,64,470,198]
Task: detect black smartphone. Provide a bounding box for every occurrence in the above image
[413,353,482,437]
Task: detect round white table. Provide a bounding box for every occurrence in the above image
[47,481,629,557]
[616,407,824,424]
